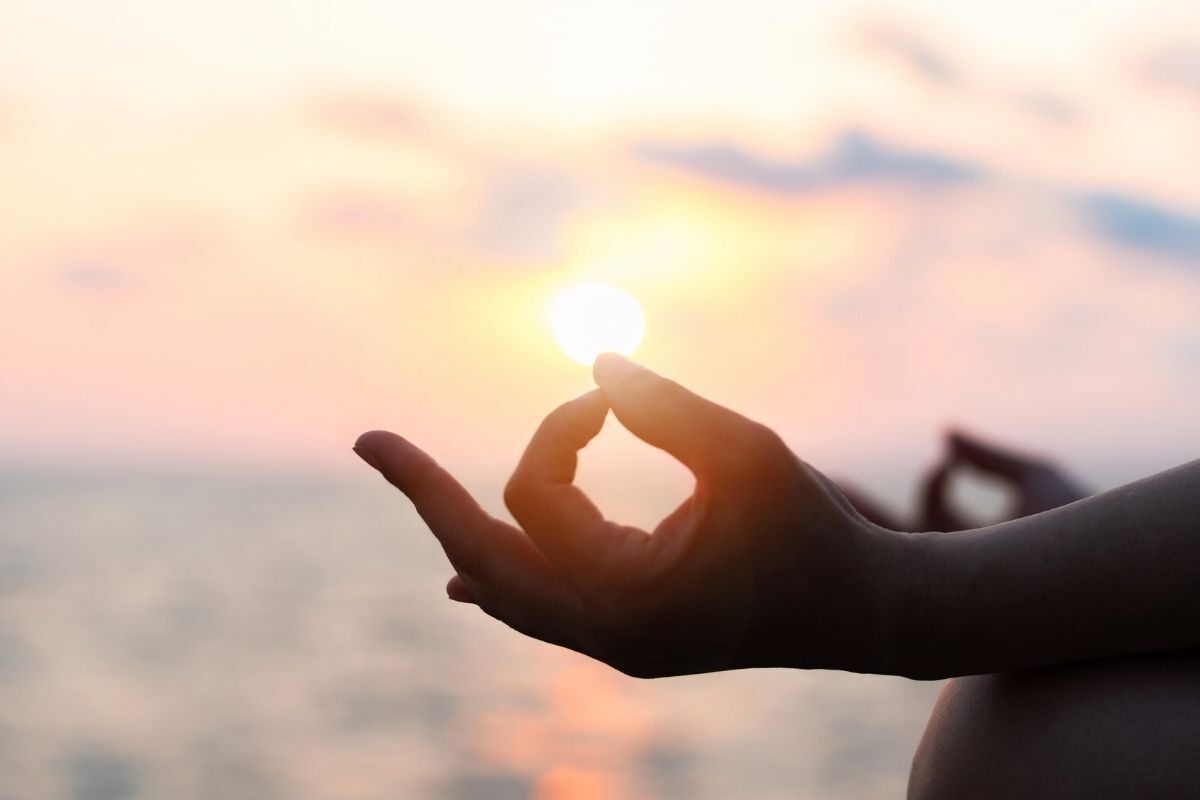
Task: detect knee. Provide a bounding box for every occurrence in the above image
[908,675,1006,800]
[909,653,1200,800]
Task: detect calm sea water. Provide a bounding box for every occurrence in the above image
[0,469,940,799]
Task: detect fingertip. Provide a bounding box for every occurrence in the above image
[446,574,477,604]
[572,386,607,402]
[942,426,966,448]
[948,426,991,450]
[593,351,638,387]
[947,428,997,462]
[354,430,408,468]
[572,387,610,416]
[353,431,387,471]
[355,429,399,449]
[541,388,609,441]
[353,430,442,493]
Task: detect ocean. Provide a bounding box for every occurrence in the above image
[0,469,941,799]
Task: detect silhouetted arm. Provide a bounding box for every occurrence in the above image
[899,460,1200,679]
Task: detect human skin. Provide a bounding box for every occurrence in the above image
[355,355,909,677]
[353,354,1200,787]
[908,649,1200,799]
[895,456,1200,679]
[903,433,1200,799]
[354,353,1199,679]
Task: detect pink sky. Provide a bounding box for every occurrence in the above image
[3,2,1200,510]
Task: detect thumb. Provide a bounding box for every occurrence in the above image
[948,429,1044,481]
[919,460,971,532]
[592,353,750,478]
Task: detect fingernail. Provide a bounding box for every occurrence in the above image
[593,352,637,385]
[353,444,382,471]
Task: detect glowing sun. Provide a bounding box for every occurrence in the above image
[549,282,645,365]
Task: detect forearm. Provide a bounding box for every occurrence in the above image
[896,459,1200,679]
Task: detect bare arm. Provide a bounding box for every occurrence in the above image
[900,459,1200,679]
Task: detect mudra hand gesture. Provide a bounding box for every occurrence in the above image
[354,353,905,678]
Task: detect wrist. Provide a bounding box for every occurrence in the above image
[818,518,941,678]
[864,525,940,678]
[884,527,990,680]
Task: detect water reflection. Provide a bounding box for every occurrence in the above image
[0,471,938,798]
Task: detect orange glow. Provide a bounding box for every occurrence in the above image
[534,766,623,800]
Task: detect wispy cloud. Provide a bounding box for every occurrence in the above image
[851,21,960,87]
[1076,192,1200,265]
[636,130,984,195]
[60,264,130,291]
[848,19,1086,132]
[45,223,224,291]
[640,126,1200,273]
[1141,41,1200,98]
[1010,91,1082,126]
[302,190,420,243]
[464,165,586,260]
[308,91,427,141]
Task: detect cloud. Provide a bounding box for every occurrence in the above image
[301,164,587,263]
[635,129,985,195]
[46,223,223,292]
[1141,41,1200,97]
[302,191,419,242]
[852,22,960,86]
[308,91,426,140]
[639,127,1200,270]
[1010,91,1082,126]
[60,264,130,291]
[848,20,1086,132]
[464,165,585,260]
[1075,192,1200,264]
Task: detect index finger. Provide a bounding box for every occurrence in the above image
[504,390,651,582]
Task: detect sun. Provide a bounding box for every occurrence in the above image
[549,282,645,366]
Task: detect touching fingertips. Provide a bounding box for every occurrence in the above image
[592,351,637,386]
[572,387,610,413]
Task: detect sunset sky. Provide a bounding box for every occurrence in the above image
[4,0,1200,515]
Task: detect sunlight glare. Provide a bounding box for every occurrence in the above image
[549,283,645,366]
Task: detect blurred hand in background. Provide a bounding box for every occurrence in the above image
[839,430,1089,533]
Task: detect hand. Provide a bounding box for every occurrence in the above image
[920,430,1089,531]
[353,354,910,678]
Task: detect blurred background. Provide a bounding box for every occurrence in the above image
[3,1,1200,797]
